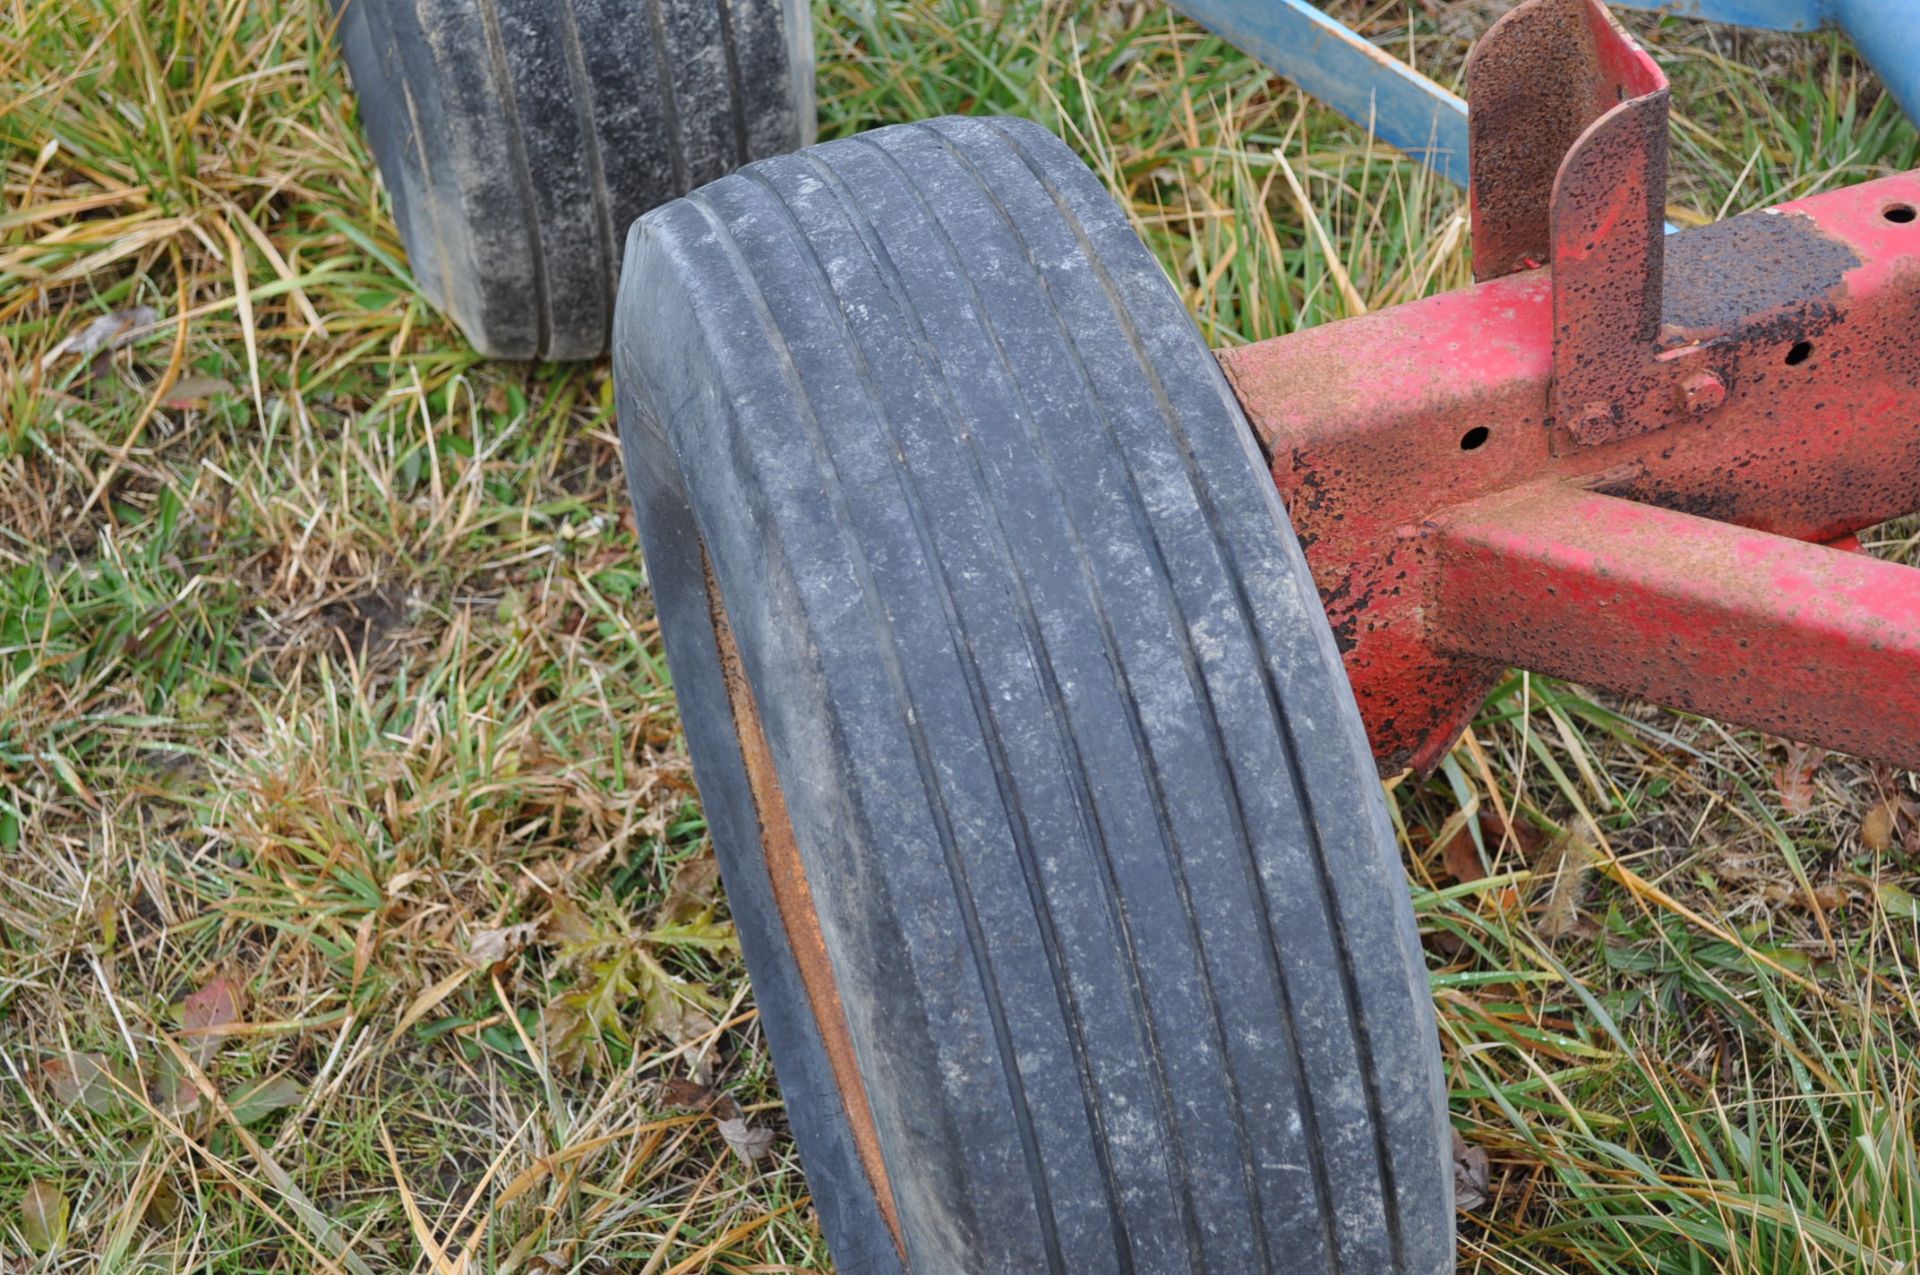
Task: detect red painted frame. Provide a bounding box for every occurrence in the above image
[1220,0,1920,774]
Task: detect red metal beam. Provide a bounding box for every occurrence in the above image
[1429,484,1920,771]
[1219,0,1920,774]
[1220,168,1920,773]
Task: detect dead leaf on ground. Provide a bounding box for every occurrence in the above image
[1772,741,1826,815]
[635,947,719,1042]
[1452,1130,1490,1212]
[19,1180,69,1254]
[716,1112,776,1164]
[179,974,246,1064]
[659,1075,776,1165]
[43,1052,118,1114]
[1437,807,1546,885]
[161,373,236,409]
[1436,815,1486,885]
[468,920,541,968]
[661,852,724,924]
[1759,879,1846,912]
[660,1076,717,1111]
[1861,798,1914,854]
[544,893,601,950]
[39,305,156,369]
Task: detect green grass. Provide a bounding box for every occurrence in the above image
[3,0,1918,1270]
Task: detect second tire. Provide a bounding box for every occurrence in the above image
[334,0,814,359]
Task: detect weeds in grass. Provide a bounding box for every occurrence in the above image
[2,0,1917,1269]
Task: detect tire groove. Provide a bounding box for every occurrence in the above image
[988,118,1409,1271]
[554,0,617,346]
[888,122,1249,1274]
[845,128,1224,1270]
[643,0,690,191]
[684,181,1055,1272]
[921,114,1359,1267]
[797,146,1140,1275]
[474,0,552,356]
[714,0,753,168]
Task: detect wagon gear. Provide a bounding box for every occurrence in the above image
[374,0,1920,1265]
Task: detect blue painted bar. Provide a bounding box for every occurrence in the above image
[1830,0,1920,127]
[1174,0,1686,234]
[1607,0,1827,32]
[1609,0,1920,125]
[1170,0,1471,186]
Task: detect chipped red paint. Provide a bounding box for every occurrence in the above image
[1219,172,1920,774]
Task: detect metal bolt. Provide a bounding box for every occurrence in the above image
[1678,371,1727,415]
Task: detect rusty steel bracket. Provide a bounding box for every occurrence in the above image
[1477,0,1677,449]
[1471,0,1827,453]
[1466,0,1668,287]
[1219,0,1920,776]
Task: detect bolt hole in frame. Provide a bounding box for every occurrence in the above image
[1173,0,1920,775]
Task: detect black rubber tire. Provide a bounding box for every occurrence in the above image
[333,0,814,360]
[615,115,1453,1273]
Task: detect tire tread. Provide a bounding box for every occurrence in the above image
[334,0,810,358]
[616,115,1451,1273]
